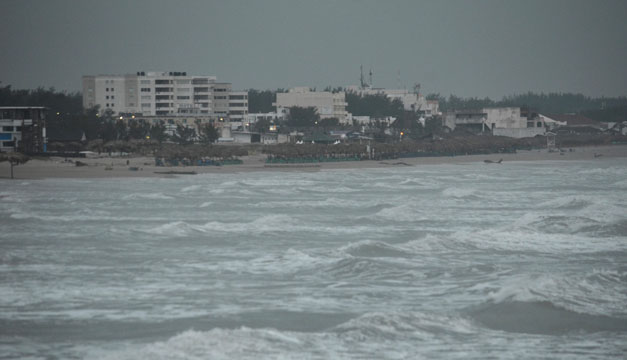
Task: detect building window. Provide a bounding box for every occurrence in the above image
[141,103,151,107]
[141,95,151,100]
[141,88,151,92]
[2,126,14,132]
[3,141,15,147]
[106,103,109,107]
[177,96,190,100]
[111,95,115,99]
[129,88,135,93]
[140,80,151,84]
[106,88,109,91]
[106,96,109,99]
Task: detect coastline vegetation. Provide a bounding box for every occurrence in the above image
[1,84,626,162]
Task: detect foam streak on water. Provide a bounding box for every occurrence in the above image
[1,159,626,359]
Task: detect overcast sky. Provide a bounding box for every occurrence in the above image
[1,0,626,98]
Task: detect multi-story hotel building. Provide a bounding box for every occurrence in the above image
[82,72,247,120]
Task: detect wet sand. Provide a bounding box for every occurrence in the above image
[1,144,626,180]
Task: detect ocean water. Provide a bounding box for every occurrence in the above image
[1,158,627,359]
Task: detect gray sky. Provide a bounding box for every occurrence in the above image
[1,0,626,98]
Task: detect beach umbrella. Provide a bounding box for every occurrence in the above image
[0,152,30,179]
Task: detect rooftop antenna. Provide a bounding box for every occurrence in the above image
[397,70,401,89]
[369,68,373,87]
[360,65,365,89]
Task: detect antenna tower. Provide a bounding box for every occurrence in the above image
[360,65,365,88]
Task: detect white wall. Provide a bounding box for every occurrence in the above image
[275,88,349,124]
[493,127,546,138]
[483,107,527,129]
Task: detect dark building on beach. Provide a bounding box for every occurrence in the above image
[0,107,47,153]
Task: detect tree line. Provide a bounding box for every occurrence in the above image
[2,84,625,142]
[426,92,627,115]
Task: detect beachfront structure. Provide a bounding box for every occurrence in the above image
[274,87,349,124]
[443,107,547,138]
[0,107,46,153]
[82,72,248,120]
[443,111,488,134]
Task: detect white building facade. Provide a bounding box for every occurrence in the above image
[274,87,349,124]
[82,72,247,120]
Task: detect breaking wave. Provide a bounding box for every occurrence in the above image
[122,193,174,200]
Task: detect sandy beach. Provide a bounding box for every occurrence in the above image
[1,144,626,180]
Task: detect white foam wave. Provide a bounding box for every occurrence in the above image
[538,195,594,210]
[484,270,627,316]
[373,204,428,222]
[91,328,313,360]
[441,187,477,198]
[122,193,174,200]
[181,185,201,192]
[140,221,197,237]
[90,312,477,360]
[333,311,476,337]
[338,240,410,258]
[9,211,132,222]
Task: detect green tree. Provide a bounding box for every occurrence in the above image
[198,123,219,144]
[128,120,150,139]
[346,92,404,118]
[171,125,196,145]
[287,106,319,127]
[319,117,339,127]
[247,89,276,113]
[149,121,168,143]
[253,118,273,133]
[115,120,129,140]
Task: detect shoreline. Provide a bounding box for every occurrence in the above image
[1,144,626,180]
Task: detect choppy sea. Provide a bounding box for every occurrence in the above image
[1,158,627,359]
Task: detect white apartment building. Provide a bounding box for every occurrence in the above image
[228,91,248,122]
[274,87,349,124]
[82,72,247,120]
